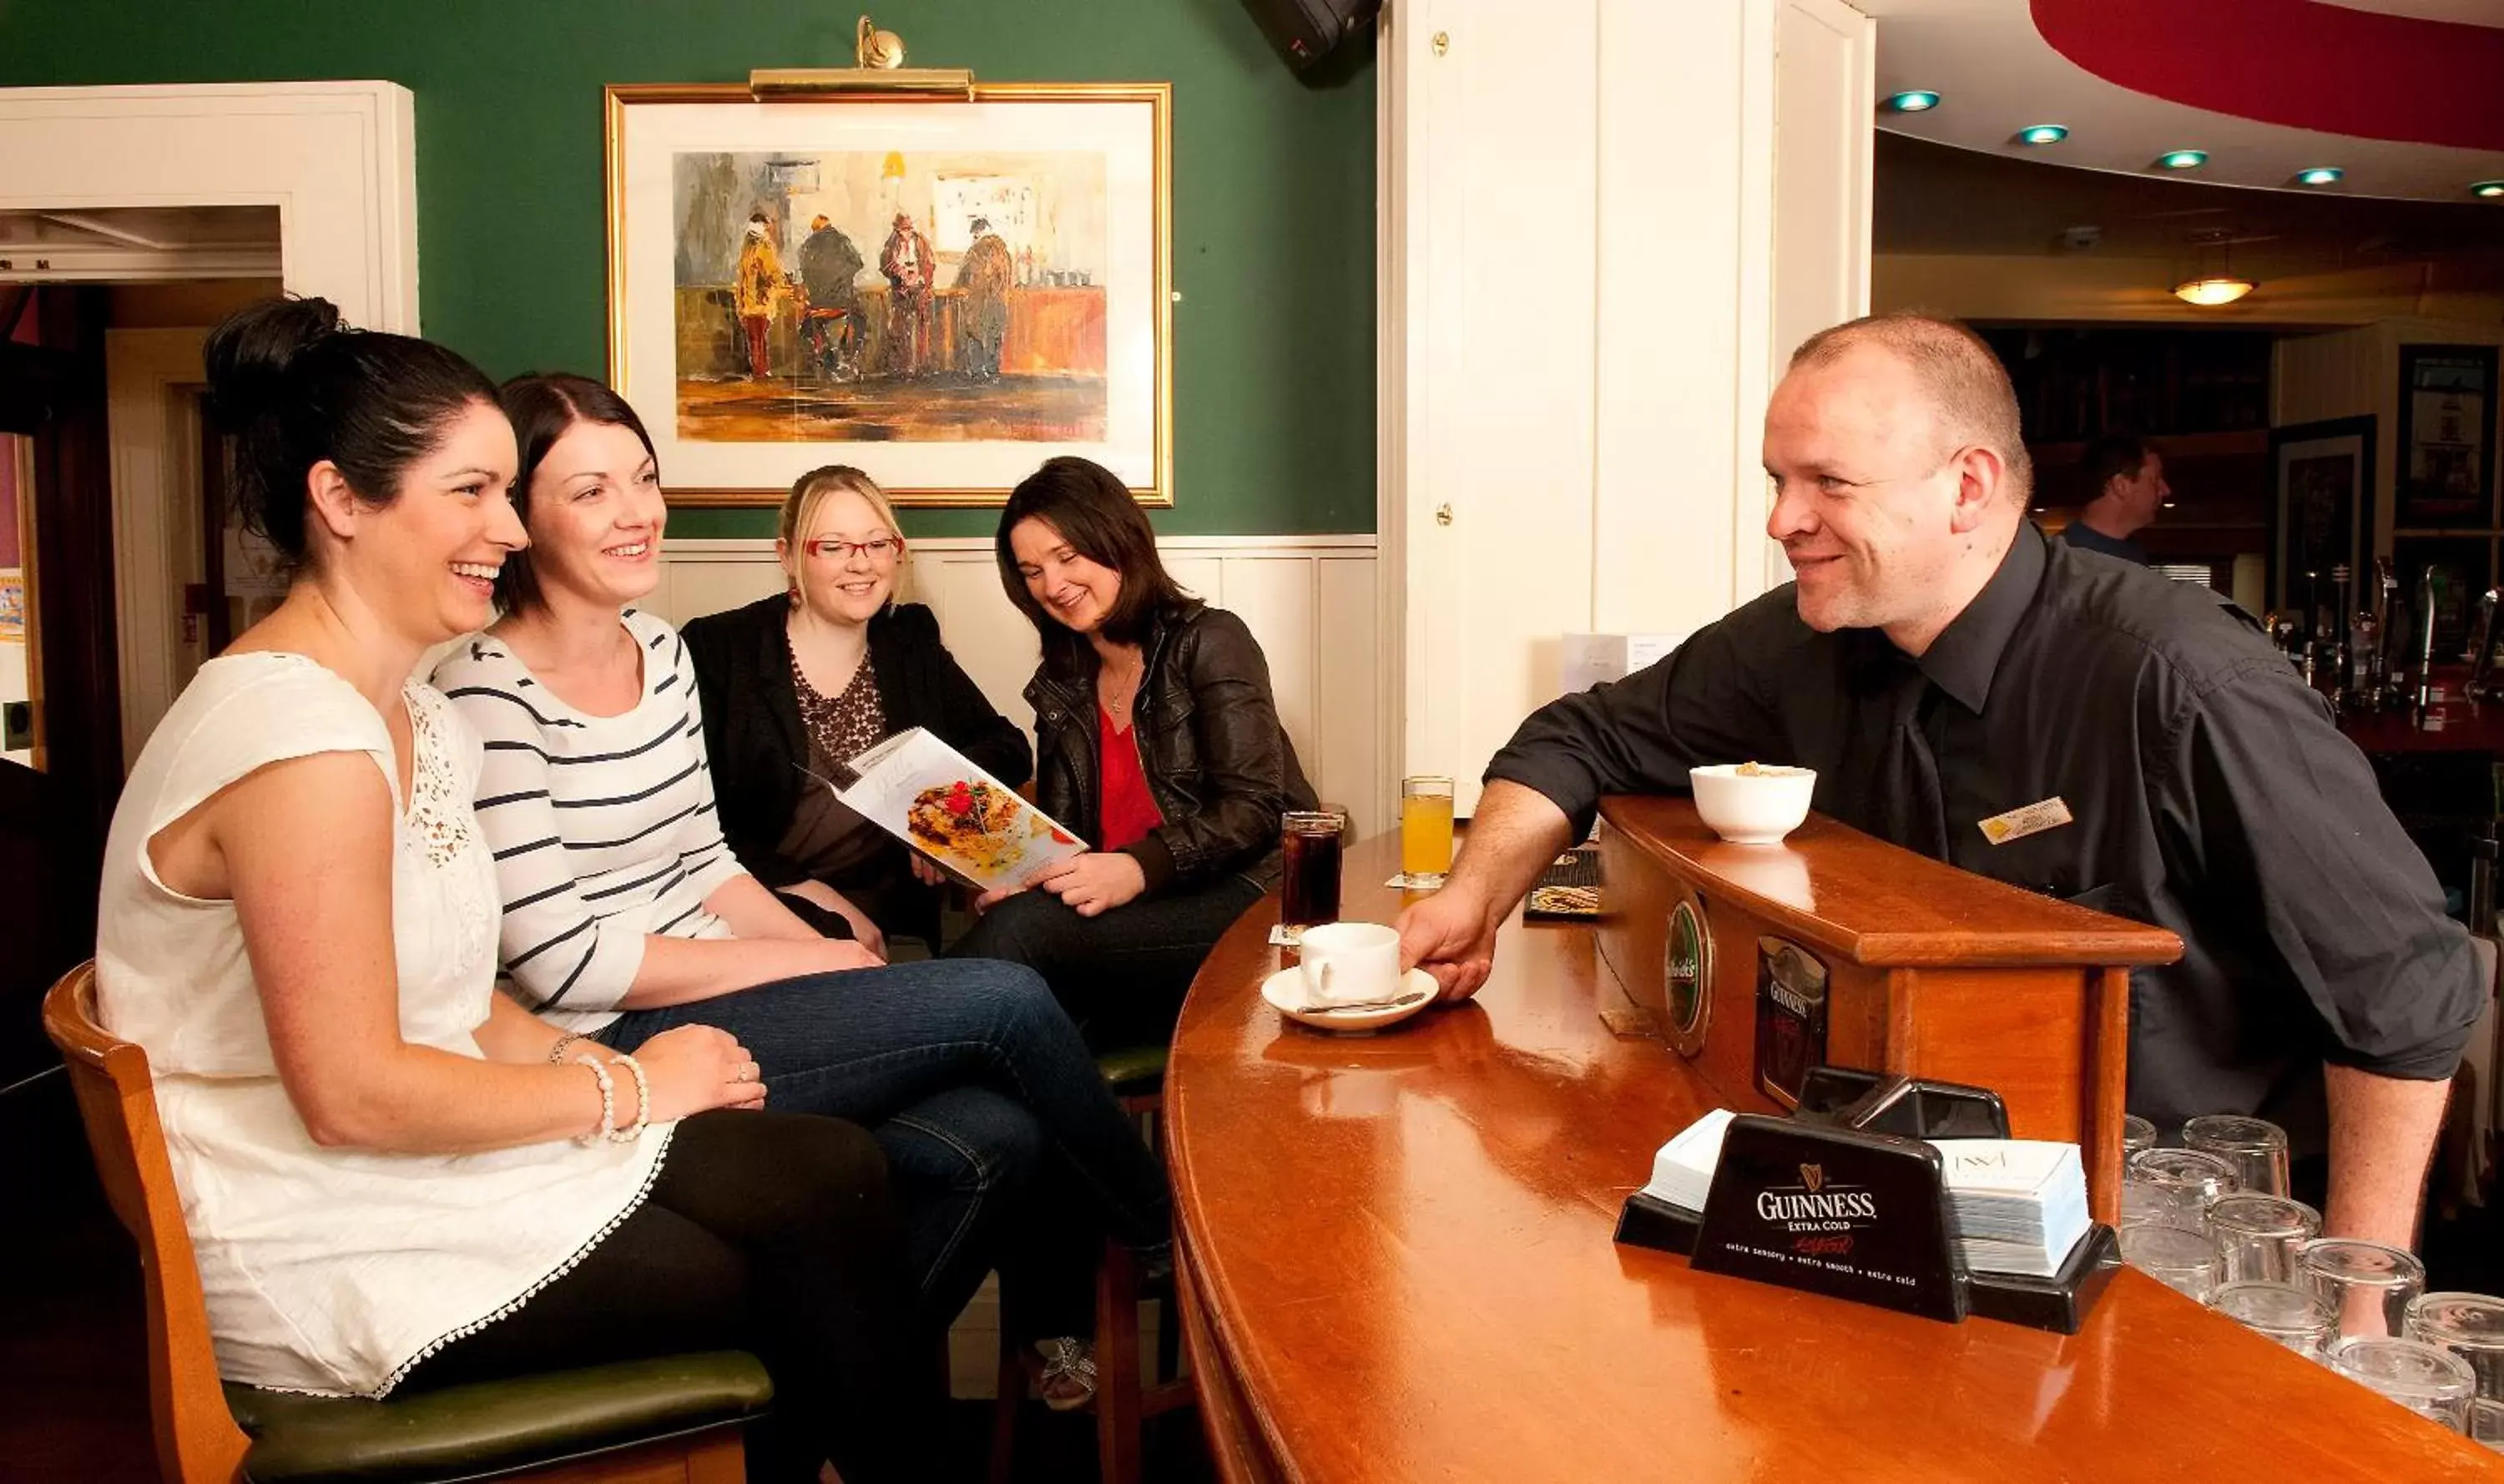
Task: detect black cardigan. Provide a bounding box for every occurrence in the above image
[679,594,1033,891]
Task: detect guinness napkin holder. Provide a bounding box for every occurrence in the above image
[1615,1068,2121,1334]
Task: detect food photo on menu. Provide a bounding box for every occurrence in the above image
[820,726,1088,890]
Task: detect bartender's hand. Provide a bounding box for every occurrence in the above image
[1397,884,1503,1002]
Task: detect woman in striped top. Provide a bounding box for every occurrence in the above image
[434,374,1167,1401]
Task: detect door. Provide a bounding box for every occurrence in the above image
[1,426,36,769]
[0,285,114,1086]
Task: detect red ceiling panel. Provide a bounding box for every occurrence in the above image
[2032,0,2504,153]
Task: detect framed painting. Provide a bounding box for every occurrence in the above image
[2265,415,2376,620]
[2392,344,2497,530]
[606,82,1171,507]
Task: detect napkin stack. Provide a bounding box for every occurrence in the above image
[1639,1113,2091,1277]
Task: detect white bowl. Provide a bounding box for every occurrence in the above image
[1688,763,1816,845]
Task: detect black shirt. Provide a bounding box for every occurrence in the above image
[2057,517,2148,566]
[679,596,1032,939]
[1487,522,2481,1148]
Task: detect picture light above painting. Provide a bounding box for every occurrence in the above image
[606,82,1171,507]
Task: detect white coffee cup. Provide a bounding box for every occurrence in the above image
[1297,921,1402,1007]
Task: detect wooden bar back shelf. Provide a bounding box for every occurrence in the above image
[1595,795,2182,1224]
[1165,832,2499,1483]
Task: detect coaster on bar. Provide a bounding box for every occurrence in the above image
[1384,872,1447,890]
[1269,923,1306,948]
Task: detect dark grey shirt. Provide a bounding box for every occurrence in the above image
[1488,523,2481,1148]
[2058,517,2148,566]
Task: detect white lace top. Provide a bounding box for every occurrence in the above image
[94,654,670,1397]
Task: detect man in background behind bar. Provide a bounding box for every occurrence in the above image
[1399,312,2483,1250]
[2060,433,2168,566]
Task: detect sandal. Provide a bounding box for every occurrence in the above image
[1034,1336,1098,1412]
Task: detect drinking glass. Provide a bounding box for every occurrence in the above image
[2182,1114,2293,1198]
[2214,1281,2335,1357]
[1400,775,1455,886]
[1280,811,1348,930]
[2299,1239,2427,1350]
[2128,1147,2241,1211]
[2121,1114,2158,1161]
[2406,1292,2504,1401]
[2205,1193,2321,1285]
[2121,1224,2224,1305]
[2120,1177,2208,1233]
[2472,1399,2504,1453]
[2330,1338,2476,1432]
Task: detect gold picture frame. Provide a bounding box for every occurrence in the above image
[605,81,1172,508]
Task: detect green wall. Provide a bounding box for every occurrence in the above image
[0,0,1376,538]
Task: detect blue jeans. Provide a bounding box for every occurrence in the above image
[593,957,1169,1332]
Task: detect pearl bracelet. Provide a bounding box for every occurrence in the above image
[573,1052,617,1144]
[608,1052,652,1143]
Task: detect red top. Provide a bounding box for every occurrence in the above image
[1098,704,1164,853]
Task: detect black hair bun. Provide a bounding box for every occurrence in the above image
[203,295,345,432]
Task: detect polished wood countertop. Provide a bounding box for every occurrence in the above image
[1164,830,2501,1481]
[1602,795,2183,968]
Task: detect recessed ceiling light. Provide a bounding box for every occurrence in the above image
[2157,149,2209,171]
[2174,275,2255,306]
[2017,124,2068,146]
[1884,90,1941,114]
[2475,181,2504,199]
[2294,167,2344,187]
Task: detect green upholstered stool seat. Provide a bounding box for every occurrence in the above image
[1093,1045,1169,1093]
[224,1350,771,1483]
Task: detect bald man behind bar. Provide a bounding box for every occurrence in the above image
[1399,312,2483,1251]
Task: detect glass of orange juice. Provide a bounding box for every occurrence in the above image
[1401,775,1455,886]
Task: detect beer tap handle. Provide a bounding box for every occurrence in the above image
[2467,589,2500,701]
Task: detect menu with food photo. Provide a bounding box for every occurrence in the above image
[827,727,1088,890]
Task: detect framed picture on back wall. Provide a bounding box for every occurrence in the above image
[2392,345,2497,530]
[2266,415,2376,622]
[605,82,1172,507]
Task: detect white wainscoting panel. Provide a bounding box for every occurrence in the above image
[647,535,1389,838]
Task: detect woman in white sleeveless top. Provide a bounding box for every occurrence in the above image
[94,297,930,1484]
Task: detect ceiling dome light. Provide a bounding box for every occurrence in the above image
[2017,124,2068,146]
[1883,90,1941,114]
[2157,149,2209,170]
[2475,181,2504,199]
[2174,275,2256,306]
[2294,167,2344,187]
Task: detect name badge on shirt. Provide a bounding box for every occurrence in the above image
[1978,797,2073,845]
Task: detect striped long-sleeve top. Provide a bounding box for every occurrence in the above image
[431,609,745,1030]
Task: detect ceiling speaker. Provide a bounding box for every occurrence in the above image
[1243,0,1381,73]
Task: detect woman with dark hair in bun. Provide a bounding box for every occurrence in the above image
[93,297,928,1483]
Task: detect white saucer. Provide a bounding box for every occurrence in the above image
[1261,966,1440,1032]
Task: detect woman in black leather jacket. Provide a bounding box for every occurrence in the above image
[949,456,1318,1047]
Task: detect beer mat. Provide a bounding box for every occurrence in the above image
[1598,1003,1663,1040]
[1268,924,1305,948]
[1383,872,1446,890]
[1524,847,1603,919]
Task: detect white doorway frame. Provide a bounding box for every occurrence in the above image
[0,81,418,765]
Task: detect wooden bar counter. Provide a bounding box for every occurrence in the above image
[1164,815,2503,1482]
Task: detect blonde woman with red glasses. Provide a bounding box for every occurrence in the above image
[681,465,1029,957]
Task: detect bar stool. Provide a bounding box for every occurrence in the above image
[987,1045,1192,1484]
[42,963,772,1484]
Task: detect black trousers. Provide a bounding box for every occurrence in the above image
[944,873,1266,1051]
[399,1110,936,1484]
